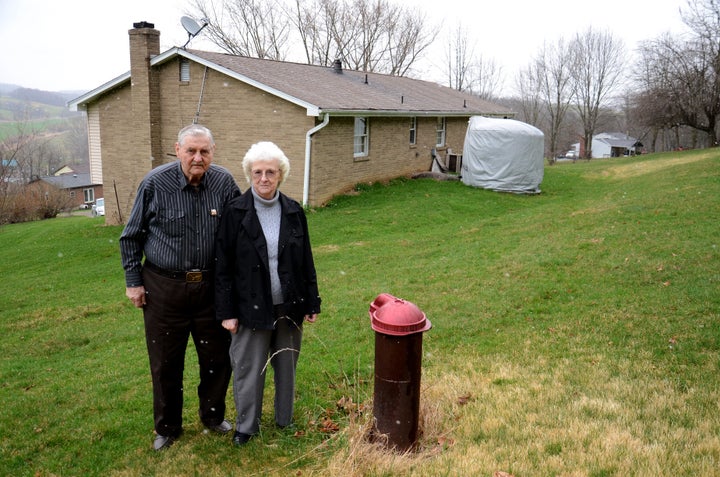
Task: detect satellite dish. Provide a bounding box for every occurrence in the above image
[181,16,208,48]
[181,16,203,36]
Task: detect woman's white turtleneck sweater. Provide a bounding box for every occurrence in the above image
[252,187,283,305]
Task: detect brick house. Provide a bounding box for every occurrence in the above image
[35,172,103,209]
[68,22,514,225]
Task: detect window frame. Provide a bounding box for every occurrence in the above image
[353,117,369,158]
[435,117,446,147]
[409,117,417,145]
[83,188,95,203]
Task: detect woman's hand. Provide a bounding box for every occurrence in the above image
[222,318,239,334]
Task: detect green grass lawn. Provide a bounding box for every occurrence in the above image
[1,150,719,476]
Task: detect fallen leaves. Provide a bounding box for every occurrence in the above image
[307,396,369,435]
[319,417,340,433]
[436,435,455,448]
[457,393,474,406]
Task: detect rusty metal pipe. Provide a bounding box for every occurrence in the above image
[368,294,431,451]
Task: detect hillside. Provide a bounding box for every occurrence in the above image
[0,84,82,122]
[0,151,718,476]
[0,83,83,102]
[0,83,88,170]
[0,84,85,142]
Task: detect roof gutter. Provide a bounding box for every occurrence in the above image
[303,113,330,207]
[317,110,514,118]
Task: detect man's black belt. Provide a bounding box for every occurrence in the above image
[144,261,212,283]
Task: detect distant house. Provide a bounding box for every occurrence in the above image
[1,159,21,183]
[573,132,643,159]
[32,171,103,209]
[53,164,79,176]
[68,21,514,224]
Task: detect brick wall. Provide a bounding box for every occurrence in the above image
[94,86,142,225]
[308,115,470,205]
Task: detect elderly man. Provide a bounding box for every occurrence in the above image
[120,124,240,451]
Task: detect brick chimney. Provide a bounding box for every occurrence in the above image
[129,22,162,166]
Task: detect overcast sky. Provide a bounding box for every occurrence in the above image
[0,0,689,95]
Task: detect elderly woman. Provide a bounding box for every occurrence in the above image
[215,141,321,446]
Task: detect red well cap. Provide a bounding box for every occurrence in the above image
[369,293,432,336]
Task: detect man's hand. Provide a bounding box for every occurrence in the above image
[305,313,318,323]
[126,286,146,308]
[222,319,239,334]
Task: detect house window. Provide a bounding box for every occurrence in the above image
[180,59,191,82]
[436,117,446,147]
[409,117,417,145]
[83,188,95,203]
[354,117,369,158]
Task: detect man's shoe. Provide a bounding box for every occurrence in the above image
[232,431,253,446]
[153,434,175,451]
[206,419,233,434]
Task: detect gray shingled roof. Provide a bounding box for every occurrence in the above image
[70,47,515,118]
[595,132,642,148]
[185,49,513,117]
[39,173,96,189]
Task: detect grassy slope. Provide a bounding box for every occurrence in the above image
[0,150,718,476]
[0,96,73,140]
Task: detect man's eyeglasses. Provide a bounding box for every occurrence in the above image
[252,169,278,180]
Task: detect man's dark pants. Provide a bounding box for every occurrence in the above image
[142,267,231,438]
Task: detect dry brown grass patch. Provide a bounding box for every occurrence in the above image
[587,153,712,180]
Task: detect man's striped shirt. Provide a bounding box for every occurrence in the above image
[119,161,241,287]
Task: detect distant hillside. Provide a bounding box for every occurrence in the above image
[0,84,85,155]
[0,83,84,106]
[0,84,83,122]
[10,88,69,107]
[0,83,21,95]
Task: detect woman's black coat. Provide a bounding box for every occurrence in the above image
[214,190,321,329]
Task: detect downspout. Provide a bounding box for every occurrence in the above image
[303,113,330,207]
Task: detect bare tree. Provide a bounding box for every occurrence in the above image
[0,119,71,223]
[630,0,720,151]
[292,0,336,66]
[635,23,720,149]
[189,0,291,59]
[468,55,503,100]
[514,65,545,128]
[680,0,720,44]
[323,0,436,74]
[446,25,472,91]
[445,25,502,99]
[633,35,685,152]
[384,6,436,76]
[0,127,30,220]
[339,0,388,71]
[535,38,575,160]
[569,28,625,159]
[514,38,575,161]
[678,0,720,145]
[196,0,437,75]
[0,120,45,186]
[65,116,90,163]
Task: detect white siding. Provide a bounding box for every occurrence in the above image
[87,106,103,185]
